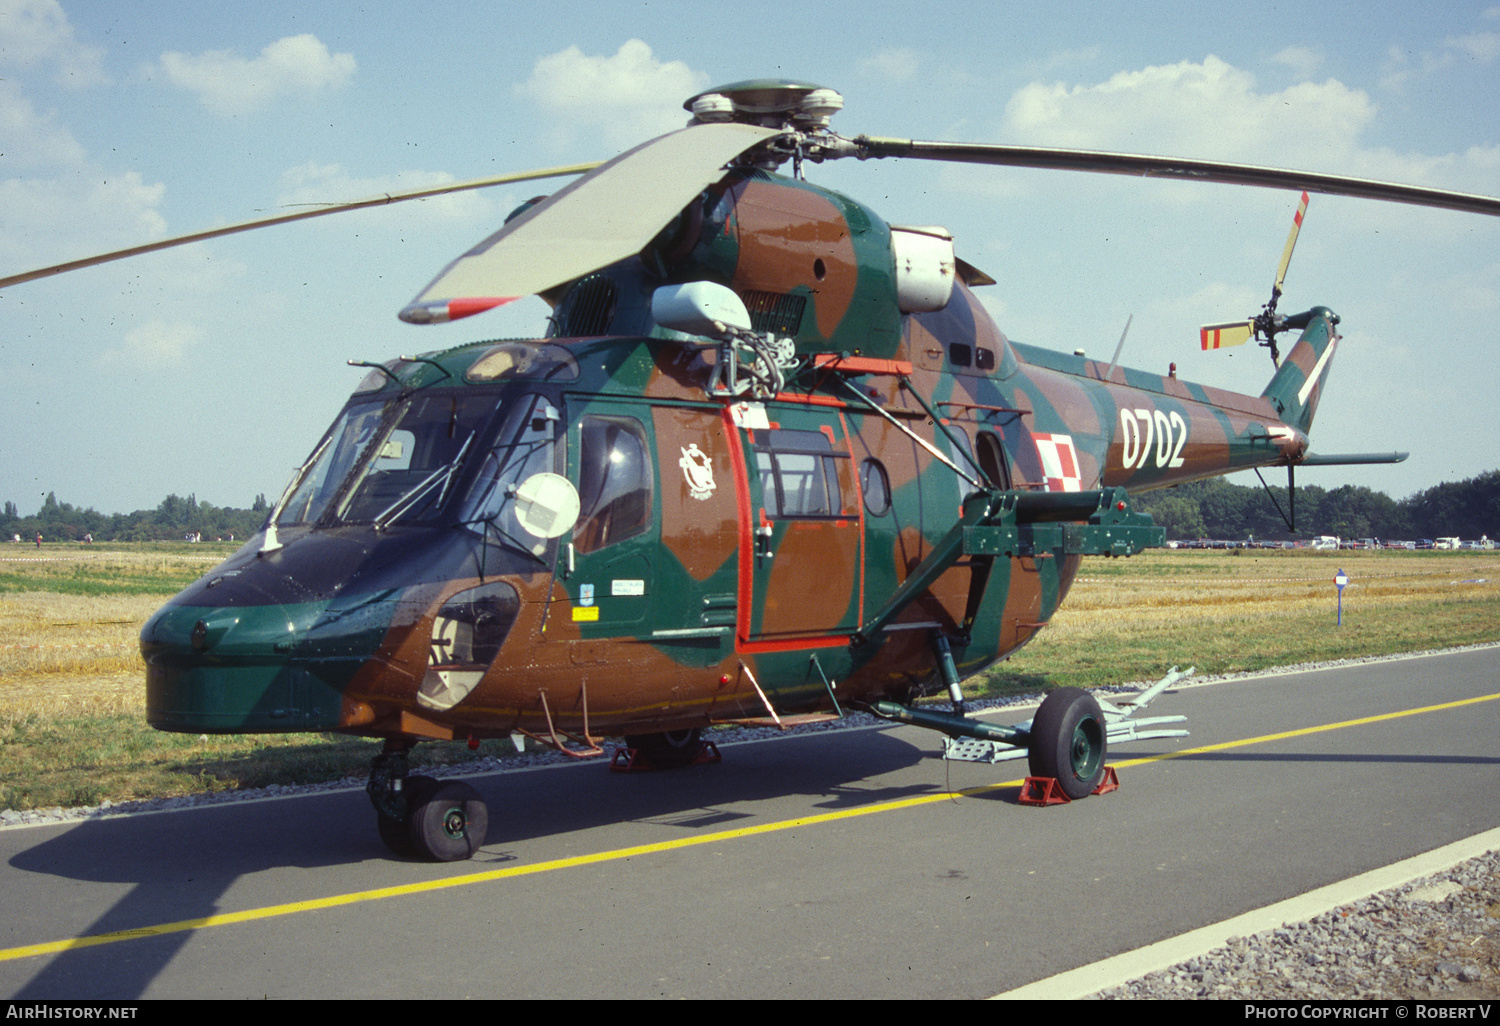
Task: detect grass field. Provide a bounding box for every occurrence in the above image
[2,542,1497,811]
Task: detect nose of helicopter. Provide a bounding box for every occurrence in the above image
[142,595,354,733]
[140,530,405,733]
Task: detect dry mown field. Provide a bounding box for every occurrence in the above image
[2,543,1498,809]
[978,547,1500,692]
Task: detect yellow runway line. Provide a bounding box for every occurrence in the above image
[3,690,1497,964]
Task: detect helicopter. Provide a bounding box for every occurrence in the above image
[7,79,1499,862]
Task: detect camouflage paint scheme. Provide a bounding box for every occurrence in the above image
[141,165,1336,751]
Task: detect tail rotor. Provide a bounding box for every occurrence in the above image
[1200,190,1310,366]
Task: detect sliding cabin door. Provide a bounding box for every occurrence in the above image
[736,405,862,643]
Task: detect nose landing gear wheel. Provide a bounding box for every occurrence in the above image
[407,780,489,862]
[1027,687,1107,800]
[375,774,436,858]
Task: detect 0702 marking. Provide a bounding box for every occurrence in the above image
[1119,407,1187,470]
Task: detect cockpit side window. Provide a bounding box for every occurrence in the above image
[574,415,652,553]
[453,392,564,554]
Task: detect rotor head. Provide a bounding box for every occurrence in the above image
[684,80,844,131]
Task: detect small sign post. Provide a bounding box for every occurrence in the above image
[1334,569,1348,626]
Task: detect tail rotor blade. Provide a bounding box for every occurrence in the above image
[1200,321,1254,350]
[1274,191,1310,296]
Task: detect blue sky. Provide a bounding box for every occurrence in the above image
[2,0,1497,516]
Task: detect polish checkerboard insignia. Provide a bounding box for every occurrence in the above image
[1032,433,1082,492]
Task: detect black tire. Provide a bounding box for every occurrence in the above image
[374,774,435,858]
[408,780,488,862]
[1027,687,1107,800]
[623,728,703,769]
[377,811,417,857]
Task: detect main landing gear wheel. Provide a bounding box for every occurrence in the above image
[1027,687,1107,800]
[407,780,489,862]
[623,728,703,769]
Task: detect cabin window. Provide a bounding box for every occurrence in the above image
[948,342,972,368]
[574,415,652,553]
[943,426,985,504]
[754,428,848,519]
[860,458,891,516]
[976,431,1012,490]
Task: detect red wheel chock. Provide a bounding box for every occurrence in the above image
[1093,766,1120,795]
[1018,766,1119,805]
[610,740,721,772]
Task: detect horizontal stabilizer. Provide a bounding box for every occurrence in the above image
[1299,451,1409,466]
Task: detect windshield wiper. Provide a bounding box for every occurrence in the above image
[371,432,475,531]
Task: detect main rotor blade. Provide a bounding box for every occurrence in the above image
[853,137,1500,219]
[0,163,602,292]
[399,121,781,324]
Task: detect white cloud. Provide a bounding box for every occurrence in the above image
[1446,31,1500,62]
[0,80,168,271]
[516,39,707,149]
[1270,45,1323,79]
[860,47,922,83]
[275,161,495,226]
[0,76,86,168]
[101,319,204,368]
[1002,56,1375,165]
[157,34,355,116]
[1382,24,1500,92]
[0,0,106,87]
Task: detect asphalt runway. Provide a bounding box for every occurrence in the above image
[2,646,1497,999]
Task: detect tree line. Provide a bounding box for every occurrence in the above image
[1133,469,1500,542]
[3,492,270,544]
[4,467,1497,546]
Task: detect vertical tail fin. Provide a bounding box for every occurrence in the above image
[1260,306,1340,435]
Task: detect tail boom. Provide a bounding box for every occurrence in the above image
[1260,306,1340,435]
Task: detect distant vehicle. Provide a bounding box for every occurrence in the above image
[1417,539,1435,549]
[1435,537,1461,550]
[1311,536,1340,550]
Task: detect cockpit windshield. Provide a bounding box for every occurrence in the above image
[276,391,501,527]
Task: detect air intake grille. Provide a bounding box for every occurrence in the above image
[742,290,806,337]
[556,275,619,337]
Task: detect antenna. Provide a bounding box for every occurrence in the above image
[1102,314,1133,384]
